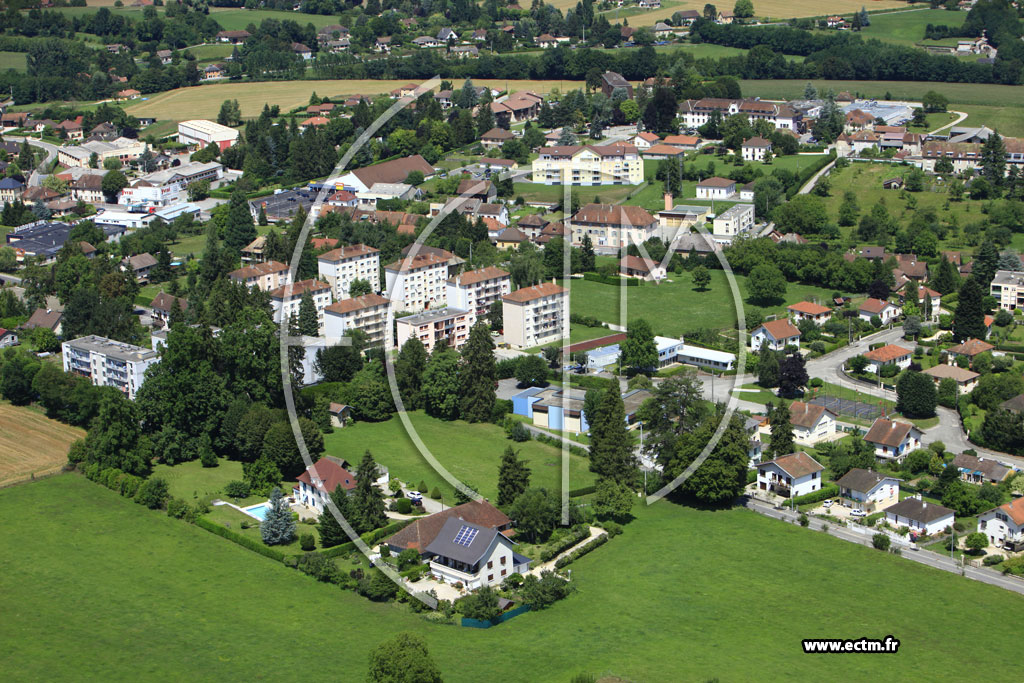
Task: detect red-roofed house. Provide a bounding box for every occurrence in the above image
[862,344,912,374]
[751,318,801,351]
[979,497,1024,551]
[294,456,388,514]
[858,298,901,325]
[787,301,832,325]
[620,255,666,281]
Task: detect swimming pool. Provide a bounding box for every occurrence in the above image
[242,502,270,521]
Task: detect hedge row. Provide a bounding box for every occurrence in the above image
[582,272,641,286]
[533,433,589,457]
[568,485,597,498]
[319,519,414,558]
[554,533,608,569]
[195,517,287,563]
[539,524,591,563]
[792,483,839,507]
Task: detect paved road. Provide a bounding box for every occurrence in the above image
[744,496,1024,596]
[929,110,968,136]
[797,158,836,195]
[7,136,59,187]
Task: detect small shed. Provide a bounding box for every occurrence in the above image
[882,177,904,190]
[328,403,352,428]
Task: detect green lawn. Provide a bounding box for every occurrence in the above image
[0,51,27,72]
[951,103,1024,138]
[4,474,1024,681]
[152,458,245,501]
[857,8,958,48]
[184,43,234,61]
[208,7,344,30]
[563,269,845,336]
[513,182,635,205]
[322,411,595,502]
[738,79,1024,108]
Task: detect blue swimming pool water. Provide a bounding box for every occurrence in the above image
[243,503,270,521]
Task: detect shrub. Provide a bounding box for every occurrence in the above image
[357,569,399,602]
[391,497,413,514]
[300,533,316,551]
[417,480,428,494]
[872,533,891,551]
[296,552,340,583]
[166,497,190,519]
[194,517,286,563]
[809,377,823,388]
[799,513,809,527]
[429,486,442,500]
[600,520,623,537]
[397,548,421,570]
[223,480,251,498]
[791,483,839,506]
[983,554,1004,566]
[508,420,531,442]
[502,572,525,590]
[135,477,170,509]
[554,534,608,569]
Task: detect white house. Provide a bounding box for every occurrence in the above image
[620,254,666,281]
[861,344,912,374]
[424,517,532,590]
[858,297,901,324]
[293,456,388,514]
[741,137,772,161]
[836,468,901,512]
[788,401,837,445]
[750,318,801,352]
[887,496,955,537]
[695,177,736,199]
[787,301,832,325]
[863,418,922,462]
[979,498,1024,550]
[756,452,825,498]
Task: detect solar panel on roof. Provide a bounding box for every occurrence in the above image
[453,525,478,547]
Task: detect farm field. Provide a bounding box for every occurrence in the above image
[0,403,84,487]
[857,8,960,47]
[4,473,1024,681]
[952,104,1024,138]
[563,269,845,336]
[739,79,1024,108]
[589,0,905,23]
[207,7,344,31]
[0,51,27,72]
[322,410,595,501]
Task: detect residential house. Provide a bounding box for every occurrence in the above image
[921,364,979,395]
[495,227,528,250]
[946,338,994,365]
[619,254,666,281]
[978,498,1024,551]
[863,418,922,462]
[456,179,498,202]
[293,456,358,513]
[116,89,141,101]
[641,144,687,160]
[600,71,634,99]
[999,394,1024,415]
[750,318,801,351]
[695,177,736,199]
[951,453,1010,486]
[375,36,392,53]
[451,45,479,59]
[502,282,568,349]
[570,203,657,251]
[631,131,660,150]
[662,134,701,150]
[887,496,955,537]
[741,137,772,161]
[21,307,62,336]
[531,144,642,186]
[788,401,837,445]
[323,293,390,348]
[480,127,515,150]
[268,280,333,332]
[216,29,250,43]
[489,92,544,126]
[386,499,513,557]
[62,335,159,400]
[0,177,25,203]
[788,301,832,325]
[836,468,901,512]
[862,344,912,374]
[317,244,380,300]
[395,307,471,353]
[755,452,825,498]
[150,291,188,325]
[120,252,157,282]
[424,517,531,590]
[229,260,292,292]
[858,297,901,324]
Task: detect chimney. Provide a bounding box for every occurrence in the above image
[664,192,673,211]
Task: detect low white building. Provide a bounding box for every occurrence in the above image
[788,401,836,445]
[424,517,531,590]
[750,319,801,352]
[861,344,912,374]
[62,335,159,400]
[741,137,772,161]
[787,301,832,325]
[888,496,955,537]
[755,451,825,499]
[695,177,736,199]
[177,119,239,151]
[836,468,901,512]
[978,498,1024,550]
[863,418,922,462]
[711,203,754,242]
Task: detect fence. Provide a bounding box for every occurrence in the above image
[461,604,532,628]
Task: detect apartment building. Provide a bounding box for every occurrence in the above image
[323,293,390,347]
[317,244,380,299]
[268,280,333,332]
[991,270,1024,311]
[395,307,471,353]
[531,144,643,186]
[228,260,292,292]
[570,203,658,251]
[445,266,511,326]
[502,282,569,349]
[62,335,159,400]
[711,203,755,242]
[384,252,449,313]
[678,98,801,131]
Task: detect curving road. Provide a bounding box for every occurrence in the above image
[6,135,60,187]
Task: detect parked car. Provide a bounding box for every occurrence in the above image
[408,491,423,505]
[822,500,834,509]
[850,508,866,517]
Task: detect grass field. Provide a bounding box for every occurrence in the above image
[0,403,84,487]
[183,43,234,61]
[207,7,345,30]
[4,473,1024,681]
[152,458,245,502]
[589,0,905,23]
[739,79,1024,107]
[0,51,27,72]
[563,269,844,335]
[322,411,595,501]
[951,103,1024,138]
[857,8,959,47]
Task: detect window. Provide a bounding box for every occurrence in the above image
[501,569,507,577]
[500,556,506,565]
[487,560,493,569]
[487,574,493,582]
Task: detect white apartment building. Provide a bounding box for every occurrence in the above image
[711,203,754,241]
[502,282,568,349]
[228,261,292,292]
[395,307,471,353]
[323,293,390,348]
[531,144,643,186]
[678,98,801,131]
[384,252,449,313]
[177,119,240,151]
[991,270,1024,311]
[317,244,380,300]
[268,279,333,332]
[62,335,159,400]
[445,266,511,327]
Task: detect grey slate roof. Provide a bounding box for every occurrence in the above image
[424,517,510,565]
[885,497,954,525]
[836,468,900,494]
